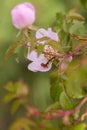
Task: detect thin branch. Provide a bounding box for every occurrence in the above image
[42,51,64,58]
[75,96,87,112]
[71,34,87,41]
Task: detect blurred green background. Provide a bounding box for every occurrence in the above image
[0,0,87,129]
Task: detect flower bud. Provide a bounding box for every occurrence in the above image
[11,2,35,29]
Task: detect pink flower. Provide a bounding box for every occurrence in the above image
[11,2,35,29]
[60,56,72,71]
[36,28,59,43]
[27,28,59,72]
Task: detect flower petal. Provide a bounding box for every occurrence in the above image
[28,61,52,72]
[36,28,48,44]
[36,28,48,39]
[60,56,73,70]
[27,50,38,61]
[48,28,59,42]
[36,28,59,44]
[60,62,68,70]
[27,49,47,62]
[11,2,35,29]
[66,56,72,62]
[28,62,39,72]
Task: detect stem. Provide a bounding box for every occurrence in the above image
[23,43,64,58]
[71,34,87,41]
[42,51,63,58]
[41,57,55,68]
[69,43,87,57]
[75,96,87,112]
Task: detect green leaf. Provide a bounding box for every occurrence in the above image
[4,82,19,93]
[11,100,21,114]
[14,45,22,54]
[30,42,36,52]
[67,12,85,21]
[70,123,86,130]
[5,42,22,59]
[49,41,64,53]
[37,44,44,55]
[9,118,36,130]
[50,71,63,101]
[59,92,74,110]
[63,20,73,33]
[69,21,85,35]
[46,102,61,111]
[59,30,72,52]
[59,29,66,40]
[3,81,29,105]
[55,13,65,29]
[66,67,85,99]
[4,82,15,92]
[3,93,16,103]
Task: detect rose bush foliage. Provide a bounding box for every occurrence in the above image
[3,2,87,130]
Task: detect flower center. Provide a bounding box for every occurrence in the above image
[43,45,58,59]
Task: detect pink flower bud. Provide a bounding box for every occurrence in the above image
[60,56,72,71]
[11,2,35,29]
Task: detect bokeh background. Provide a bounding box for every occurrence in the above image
[0,0,87,129]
